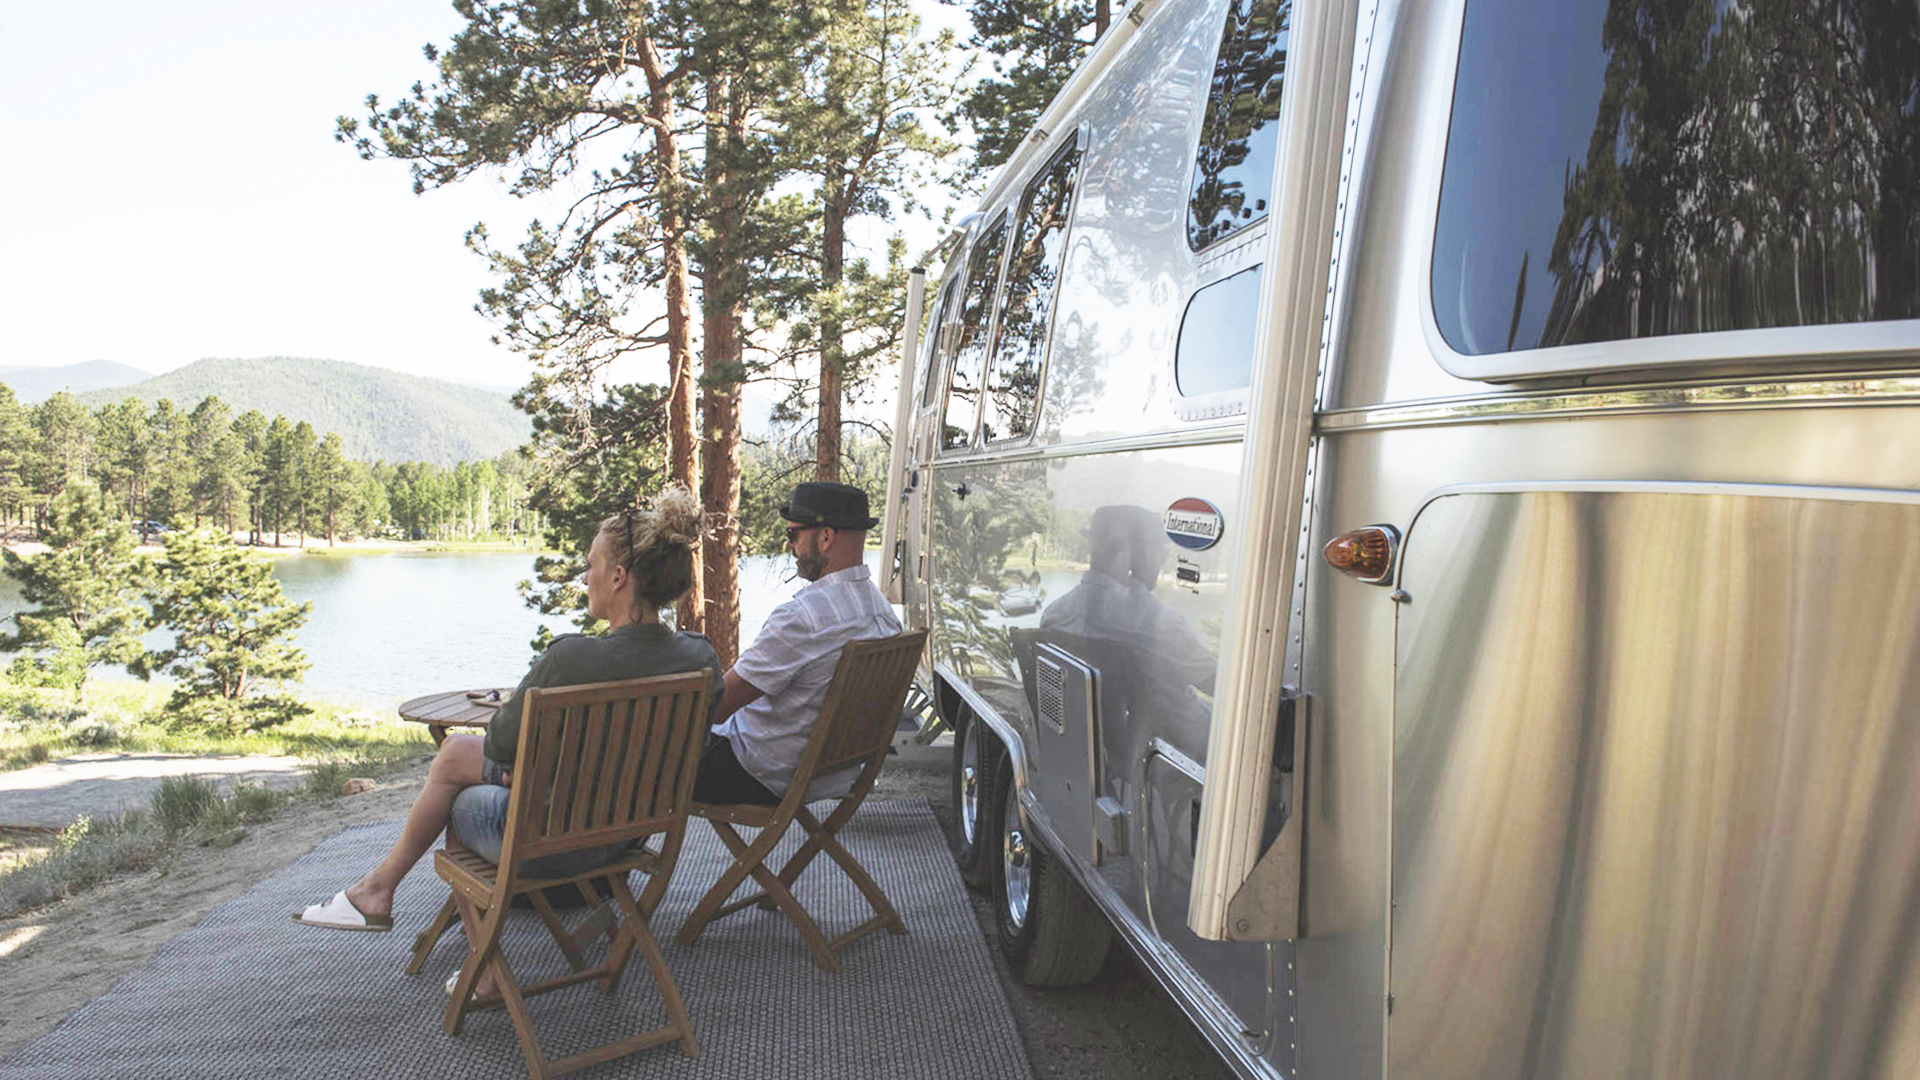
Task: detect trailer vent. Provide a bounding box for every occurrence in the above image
[1037,655,1067,735]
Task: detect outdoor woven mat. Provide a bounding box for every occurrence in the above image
[0,799,1033,1080]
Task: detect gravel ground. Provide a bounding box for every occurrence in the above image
[883,737,1232,1080]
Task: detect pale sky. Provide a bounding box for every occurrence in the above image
[0,0,967,410]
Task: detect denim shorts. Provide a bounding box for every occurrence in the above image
[449,760,626,880]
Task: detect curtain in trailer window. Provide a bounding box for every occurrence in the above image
[1434,0,1920,356]
[984,145,1083,443]
[1188,0,1291,251]
[942,215,1011,452]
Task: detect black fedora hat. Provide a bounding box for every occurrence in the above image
[779,481,880,530]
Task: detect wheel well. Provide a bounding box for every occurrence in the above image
[935,677,965,730]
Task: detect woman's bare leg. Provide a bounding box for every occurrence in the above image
[343,734,487,920]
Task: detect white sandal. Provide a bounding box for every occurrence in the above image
[292,889,393,932]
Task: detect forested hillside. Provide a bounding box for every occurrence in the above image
[0,388,542,546]
[73,357,527,465]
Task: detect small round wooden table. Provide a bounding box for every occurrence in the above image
[398,688,512,747]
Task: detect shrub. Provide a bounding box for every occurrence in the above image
[303,760,353,799]
[17,697,87,726]
[0,812,159,916]
[166,693,313,736]
[152,775,222,836]
[227,781,290,823]
[62,716,121,748]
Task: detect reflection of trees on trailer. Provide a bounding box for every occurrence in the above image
[881,1,1920,1079]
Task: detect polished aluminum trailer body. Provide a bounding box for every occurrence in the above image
[894,1,1920,1078]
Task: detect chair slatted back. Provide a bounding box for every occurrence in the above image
[503,671,711,865]
[799,631,929,780]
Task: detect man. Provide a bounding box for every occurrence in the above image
[692,481,902,804]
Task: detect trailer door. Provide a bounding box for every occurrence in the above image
[1392,487,1920,1080]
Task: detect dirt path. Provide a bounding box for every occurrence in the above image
[0,753,311,829]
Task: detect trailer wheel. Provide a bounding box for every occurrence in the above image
[948,711,996,890]
[990,759,1113,986]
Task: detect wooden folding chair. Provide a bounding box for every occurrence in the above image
[675,630,929,973]
[430,671,712,1079]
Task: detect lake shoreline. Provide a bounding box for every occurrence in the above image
[0,530,551,559]
[0,547,826,706]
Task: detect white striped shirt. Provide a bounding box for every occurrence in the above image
[719,564,902,798]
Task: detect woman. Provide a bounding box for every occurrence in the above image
[294,486,719,941]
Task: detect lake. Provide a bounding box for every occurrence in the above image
[0,550,871,710]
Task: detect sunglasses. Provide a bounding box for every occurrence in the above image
[785,524,825,545]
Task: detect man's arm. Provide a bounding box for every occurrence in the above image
[715,668,765,724]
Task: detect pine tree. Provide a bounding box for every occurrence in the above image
[93,397,150,522]
[948,0,1108,176]
[312,433,353,545]
[144,528,312,732]
[144,398,191,527]
[261,416,296,546]
[771,0,955,482]
[30,392,94,531]
[289,420,318,545]
[339,0,723,630]
[187,396,241,530]
[0,385,35,535]
[232,410,269,545]
[0,486,149,700]
[341,0,819,662]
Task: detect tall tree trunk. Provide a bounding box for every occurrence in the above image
[1096,0,1111,38]
[639,33,705,634]
[816,175,847,482]
[699,352,743,668]
[698,74,750,668]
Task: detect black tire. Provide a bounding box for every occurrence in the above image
[948,711,997,890]
[989,758,1114,986]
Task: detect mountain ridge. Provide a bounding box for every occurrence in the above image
[0,360,151,402]
[66,356,529,465]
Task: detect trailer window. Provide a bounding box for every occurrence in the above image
[984,143,1083,443]
[920,277,959,409]
[1434,0,1920,357]
[1176,266,1262,397]
[1188,0,1291,251]
[942,214,1010,452]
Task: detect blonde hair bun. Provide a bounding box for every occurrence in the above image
[644,484,703,549]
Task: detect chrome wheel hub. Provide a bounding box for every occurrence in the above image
[960,725,981,844]
[1001,785,1031,930]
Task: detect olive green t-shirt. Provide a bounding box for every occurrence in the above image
[484,622,723,765]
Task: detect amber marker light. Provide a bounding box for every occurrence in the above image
[1322,525,1400,585]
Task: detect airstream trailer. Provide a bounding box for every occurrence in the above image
[876,0,1920,1078]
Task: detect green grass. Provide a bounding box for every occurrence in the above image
[0,681,434,914]
[0,683,432,774]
